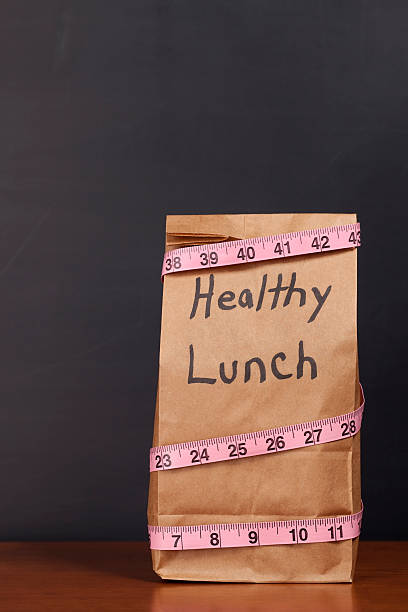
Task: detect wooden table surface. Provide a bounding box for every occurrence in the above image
[0,541,406,611]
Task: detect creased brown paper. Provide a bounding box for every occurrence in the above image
[148,213,360,583]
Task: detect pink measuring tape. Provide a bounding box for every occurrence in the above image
[162,222,360,277]
[150,385,364,472]
[149,506,363,551]
[151,223,363,551]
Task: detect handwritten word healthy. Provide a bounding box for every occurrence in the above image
[189,273,331,323]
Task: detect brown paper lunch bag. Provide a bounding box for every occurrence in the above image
[148,213,361,583]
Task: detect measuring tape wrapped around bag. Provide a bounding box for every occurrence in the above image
[161,223,361,278]
[150,222,363,552]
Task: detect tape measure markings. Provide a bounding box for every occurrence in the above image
[148,505,363,550]
[162,222,360,277]
[150,385,364,472]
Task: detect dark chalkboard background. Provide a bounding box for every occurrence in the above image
[0,1,406,540]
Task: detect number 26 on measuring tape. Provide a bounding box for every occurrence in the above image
[266,435,285,451]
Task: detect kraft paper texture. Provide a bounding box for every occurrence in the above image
[148,213,360,583]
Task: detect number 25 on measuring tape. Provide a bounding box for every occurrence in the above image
[237,246,255,261]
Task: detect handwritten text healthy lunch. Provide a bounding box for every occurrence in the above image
[187,272,331,385]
